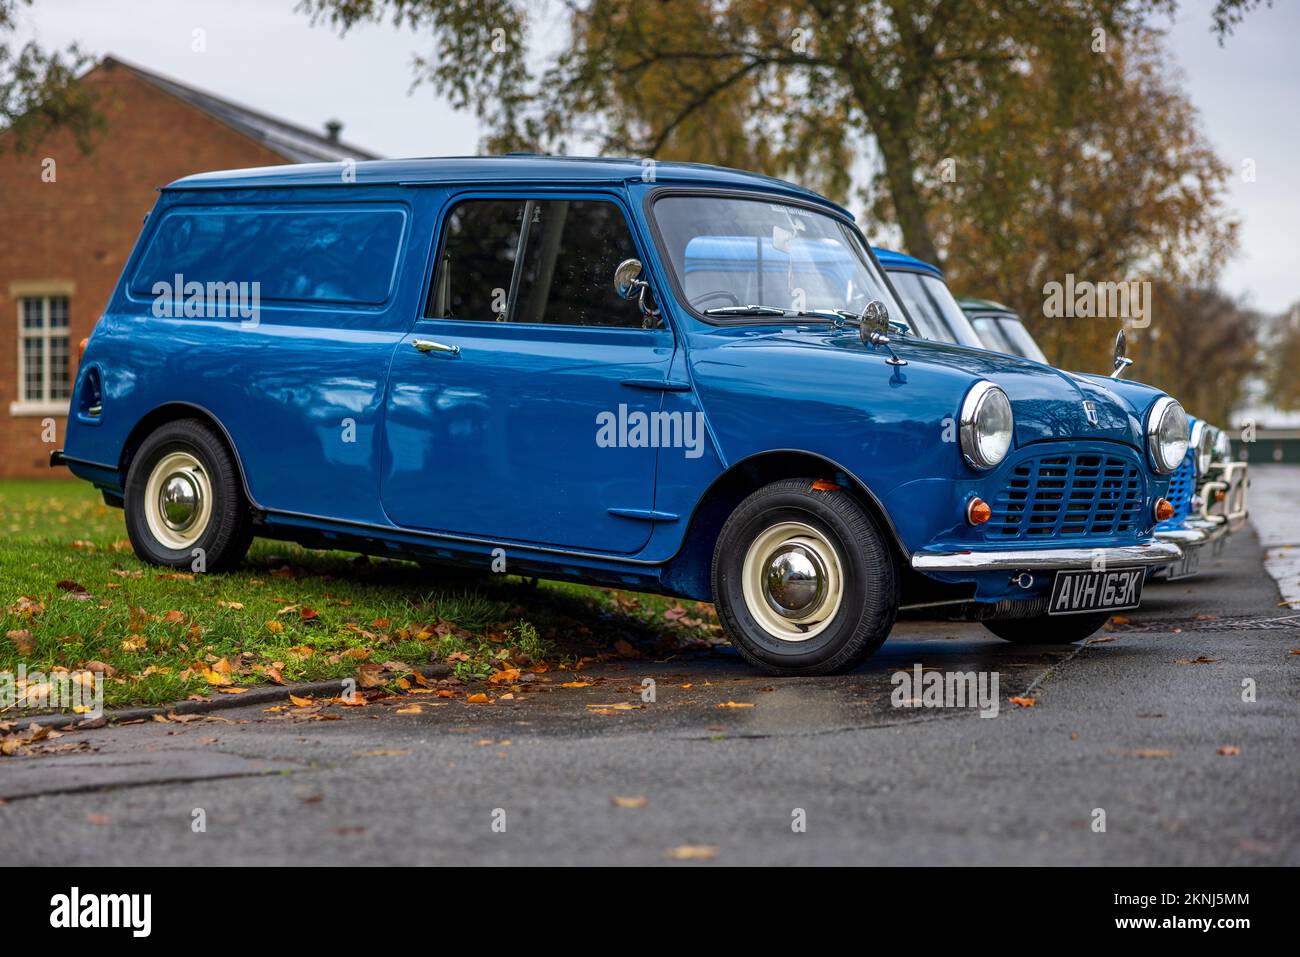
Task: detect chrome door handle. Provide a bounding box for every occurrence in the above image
[412,338,460,356]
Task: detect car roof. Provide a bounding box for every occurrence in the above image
[957,295,1017,316]
[872,247,944,279]
[163,155,853,217]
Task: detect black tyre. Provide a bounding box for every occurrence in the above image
[711,478,899,676]
[124,419,252,572]
[981,611,1112,644]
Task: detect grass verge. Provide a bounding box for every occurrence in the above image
[1,479,721,712]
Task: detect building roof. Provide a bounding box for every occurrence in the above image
[102,55,379,164]
[162,154,853,215]
[872,247,943,279]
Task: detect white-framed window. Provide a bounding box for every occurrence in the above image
[14,292,72,415]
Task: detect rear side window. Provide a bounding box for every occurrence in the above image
[131,205,407,307]
[428,198,643,328]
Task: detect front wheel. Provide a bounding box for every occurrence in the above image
[711,478,899,676]
[124,419,252,572]
[981,611,1112,644]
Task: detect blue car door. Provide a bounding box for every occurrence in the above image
[380,193,675,554]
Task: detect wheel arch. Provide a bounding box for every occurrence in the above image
[119,402,258,510]
[661,449,908,601]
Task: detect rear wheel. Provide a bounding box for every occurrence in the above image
[124,419,252,572]
[711,478,899,675]
[981,611,1112,644]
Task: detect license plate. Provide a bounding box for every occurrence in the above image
[1166,546,1202,580]
[1048,567,1144,615]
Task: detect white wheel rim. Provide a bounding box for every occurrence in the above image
[741,521,844,642]
[143,451,213,551]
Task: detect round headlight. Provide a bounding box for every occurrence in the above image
[960,381,1014,470]
[1190,420,1213,477]
[1212,427,1231,463]
[1147,397,1189,474]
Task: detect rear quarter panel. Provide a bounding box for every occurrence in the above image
[64,185,435,525]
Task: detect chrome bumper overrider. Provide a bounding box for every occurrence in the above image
[911,541,1184,573]
[1200,460,1249,526]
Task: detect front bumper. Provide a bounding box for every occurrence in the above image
[911,541,1184,573]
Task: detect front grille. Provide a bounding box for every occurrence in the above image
[987,451,1144,540]
[1157,452,1195,530]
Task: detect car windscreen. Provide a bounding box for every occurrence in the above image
[997,316,1049,364]
[887,271,987,349]
[972,316,1016,354]
[653,195,910,327]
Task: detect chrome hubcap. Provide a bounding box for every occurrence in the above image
[143,451,213,551]
[741,521,845,643]
[159,473,201,531]
[764,544,827,618]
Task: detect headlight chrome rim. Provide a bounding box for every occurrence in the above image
[960,381,1014,470]
[1146,397,1189,474]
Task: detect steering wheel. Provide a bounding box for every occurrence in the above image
[693,290,741,309]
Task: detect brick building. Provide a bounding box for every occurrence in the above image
[0,55,376,478]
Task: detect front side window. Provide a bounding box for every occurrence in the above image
[653,195,906,326]
[887,271,986,349]
[429,198,643,328]
[17,295,71,404]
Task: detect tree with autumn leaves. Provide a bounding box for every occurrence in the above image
[931,29,1243,378]
[0,0,101,154]
[3,0,1276,412]
[298,0,1269,414]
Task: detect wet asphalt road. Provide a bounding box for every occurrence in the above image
[2,504,1298,865]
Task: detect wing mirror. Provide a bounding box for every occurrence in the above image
[612,258,661,328]
[1111,328,1134,379]
[613,258,645,300]
[860,300,891,345]
[860,299,906,366]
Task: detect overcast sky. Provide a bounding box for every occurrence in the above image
[12,0,1297,314]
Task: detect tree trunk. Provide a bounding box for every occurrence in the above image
[874,124,939,266]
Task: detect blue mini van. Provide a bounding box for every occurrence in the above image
[873,248,1233,582]
[55,157,1187,675]
[953,294,1247,579]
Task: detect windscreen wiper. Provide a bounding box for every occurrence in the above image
[792,308,860,324]
[702,304,791,316]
